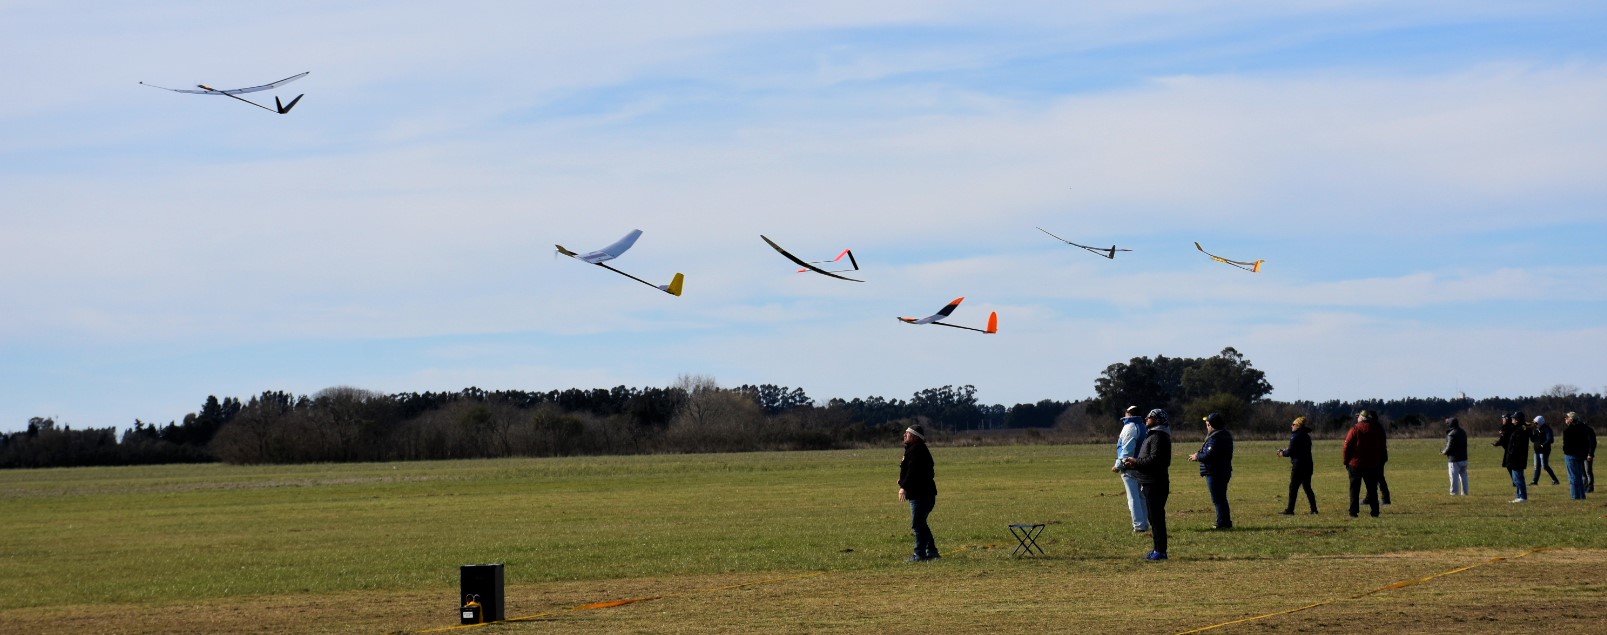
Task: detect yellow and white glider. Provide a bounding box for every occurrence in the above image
[556,229,684,296]
[1194,242,1263,273]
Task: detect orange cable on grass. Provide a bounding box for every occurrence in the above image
[1174,548,1546,635]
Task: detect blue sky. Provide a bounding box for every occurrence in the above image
[2,1,1604,432]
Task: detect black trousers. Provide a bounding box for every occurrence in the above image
[1286,462,1317,512]
[1348,466,1381,517]
[1139,480,1169,554]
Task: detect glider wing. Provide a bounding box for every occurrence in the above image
[140,71,309,95]
[1038,227,1132,260]
[1194,241,1264,273]
[899,297,964,325]
[759,235,864,282]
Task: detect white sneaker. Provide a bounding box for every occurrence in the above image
[1510,498,1527,503]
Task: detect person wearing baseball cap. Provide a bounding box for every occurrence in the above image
[1561,412,1596,500]
[1123,409,1172,560]
[1443,417,1468,496]
[1111,406,1149,533]
[1188,413,1234,530]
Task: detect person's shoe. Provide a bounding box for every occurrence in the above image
[1133,527,1149,533]
[1349,512,1359,518]
[1370,512,1380,517]
[924,553,941,561]
[1212,525,1233,530]
[1552,480,1560,485]
[1145,551,1168,561]
[1530,481,1538,486]
[1510,498,1527,503]
[1309,510,1320,515]
[905,555,927,563]
[1279,510,1295,515]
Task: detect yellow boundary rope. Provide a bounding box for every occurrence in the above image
[419,570,827,633]
[1173,548,1546,635]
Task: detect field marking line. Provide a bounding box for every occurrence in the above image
[418,570,827,632]
[1173,547,1546,635]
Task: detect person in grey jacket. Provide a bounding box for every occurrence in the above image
[1443,417,1468,495]
[1110,406,1149,532]
[1123,409,1172,561]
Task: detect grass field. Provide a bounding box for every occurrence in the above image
[1,439,1603,634]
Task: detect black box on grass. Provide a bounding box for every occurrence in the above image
[460,563,505,623]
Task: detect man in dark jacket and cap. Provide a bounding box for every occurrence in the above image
[1496,411,1531,502]
[1189,413,1234,529]
[1443,417,1468,495]
[1123,409,1172,561]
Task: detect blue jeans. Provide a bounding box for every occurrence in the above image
[1565,456,1587,499]
[1205,472,1232,528]
[909,497,938,559]
[1509,469,1528,500]
[1533,449,1559,484]
[1121,472,1149,531]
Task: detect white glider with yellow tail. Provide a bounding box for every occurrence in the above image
[556,229,684,296]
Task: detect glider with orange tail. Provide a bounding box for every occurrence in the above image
[898,297,998,334]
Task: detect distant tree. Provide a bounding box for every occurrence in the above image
[1093,348,1272,417]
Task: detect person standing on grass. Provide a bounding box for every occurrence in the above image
[1497,411,1532,502]
[1188,413,1234,530]
[897,424,940,562]
[1111,405,1149,533]
[1123,409,1172,561]
[1278,416,1318,514]
[1561,412,1595,500]
[1342,410,1386,518]
[1531,415,1561,486]
[1443,417,1469,496]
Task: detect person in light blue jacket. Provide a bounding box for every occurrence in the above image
[1110,405,1149,532]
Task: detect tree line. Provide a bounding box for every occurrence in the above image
[3,349,1599,468]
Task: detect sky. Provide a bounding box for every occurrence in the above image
[2,1,1605,433]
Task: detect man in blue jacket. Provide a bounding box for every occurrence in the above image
[1189,413,1234,530]
[1531,415,1560,486]
[1110,405,1149,532]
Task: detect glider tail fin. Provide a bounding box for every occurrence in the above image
[985,312,998,334]
[1252,260,1264,273]
[660,273,685,296]
[844,249,859,271]
[276,94,304,114]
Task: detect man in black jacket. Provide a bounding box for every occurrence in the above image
[897,425,939,562]
[1123,409,1172,561]
[1278,416,1317,514]
[1561,412,1595,500]
[1443,417,1468,495]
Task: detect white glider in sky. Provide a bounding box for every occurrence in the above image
[141,71,308,114]
[556,229,685,296]
[898,297,998,334]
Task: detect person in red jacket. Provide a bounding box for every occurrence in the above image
[1342,410,1387,518]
